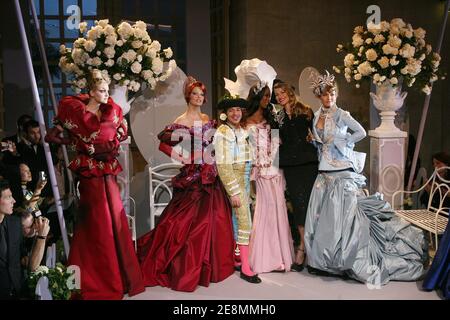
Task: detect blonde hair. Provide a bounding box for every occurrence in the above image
[273,82,313,120]
[87,69,109,91]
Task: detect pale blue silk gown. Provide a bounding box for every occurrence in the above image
[304,105,427,286]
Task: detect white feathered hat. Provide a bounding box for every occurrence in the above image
[224,58,277,99]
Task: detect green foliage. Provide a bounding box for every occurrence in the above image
[28,263,79,300]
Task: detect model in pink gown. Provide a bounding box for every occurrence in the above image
[248,121,294,273]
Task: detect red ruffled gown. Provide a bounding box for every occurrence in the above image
[46,95,144,300]
[137,121,235,292]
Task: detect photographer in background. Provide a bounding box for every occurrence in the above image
[6,162,48,216]
[0,179,49,299]
[20,212,50,272]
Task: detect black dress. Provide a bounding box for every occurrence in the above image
[279,109,318,228]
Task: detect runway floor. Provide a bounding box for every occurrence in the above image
[125,269,441,300]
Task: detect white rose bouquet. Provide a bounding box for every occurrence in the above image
[334,18,443,95]
[59,19,177,93]
[28,263,79,300]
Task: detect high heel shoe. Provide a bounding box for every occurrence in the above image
[291,248,305,272]
[240,271,262,283]
[290,263,304,272]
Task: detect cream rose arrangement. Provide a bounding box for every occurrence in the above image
[59,19,177,93]
[334,18,443,95]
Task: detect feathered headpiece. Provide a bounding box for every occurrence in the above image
[310,70,336,96]
[252,80,269,95]
[224,58,277,99]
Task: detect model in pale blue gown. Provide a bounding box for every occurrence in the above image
[304,104,428,286]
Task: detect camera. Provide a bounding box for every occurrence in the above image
[0,141,12,152]
[31,209,42,219]
[38,171,47,182]
[24,190,33,201]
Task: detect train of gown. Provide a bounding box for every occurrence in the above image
[305,170,428,286]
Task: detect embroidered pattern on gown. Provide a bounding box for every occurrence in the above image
[46,95,144,300]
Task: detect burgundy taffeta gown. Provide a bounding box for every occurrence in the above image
[137,121,235,292]
[46,95,144,299]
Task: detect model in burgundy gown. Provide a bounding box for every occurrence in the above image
[46,94,144,299]
[137,120,235,292]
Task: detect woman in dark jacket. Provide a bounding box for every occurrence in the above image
[273,82,318,271]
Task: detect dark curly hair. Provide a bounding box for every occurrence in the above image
[246,84,279,129]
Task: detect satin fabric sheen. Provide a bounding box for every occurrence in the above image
[305,171,427,286]
[68,176,144,299]
[137,121,235,292]
[48,95,145,299]
[248,122,294,273]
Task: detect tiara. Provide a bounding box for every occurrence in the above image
[310,70,335,96]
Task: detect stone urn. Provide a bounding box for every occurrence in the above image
[369,80,408,135]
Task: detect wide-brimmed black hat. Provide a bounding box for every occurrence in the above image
[217,98,248,111]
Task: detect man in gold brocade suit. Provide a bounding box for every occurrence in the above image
[214,97,261,284]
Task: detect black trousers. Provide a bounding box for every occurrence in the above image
[283,162,318,228]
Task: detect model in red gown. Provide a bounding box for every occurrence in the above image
[46,93,144,300]
[137,120,235,292]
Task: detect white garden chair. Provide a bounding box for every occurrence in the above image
[148,163,182,230]
[392,166,449,250]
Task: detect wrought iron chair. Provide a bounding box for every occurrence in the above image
[392,166,449,250]
[148,163,182,230]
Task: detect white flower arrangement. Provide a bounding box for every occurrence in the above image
[28,263,79,300]
[59,19,177,93]
[334,18,443,95]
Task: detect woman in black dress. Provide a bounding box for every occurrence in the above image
[273,82,318,271]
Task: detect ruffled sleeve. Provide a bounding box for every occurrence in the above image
[46,95,125,177]
[54,95,87,130]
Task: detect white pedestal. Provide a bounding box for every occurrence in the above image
[117,136,131,214]
[369,129,406,208]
